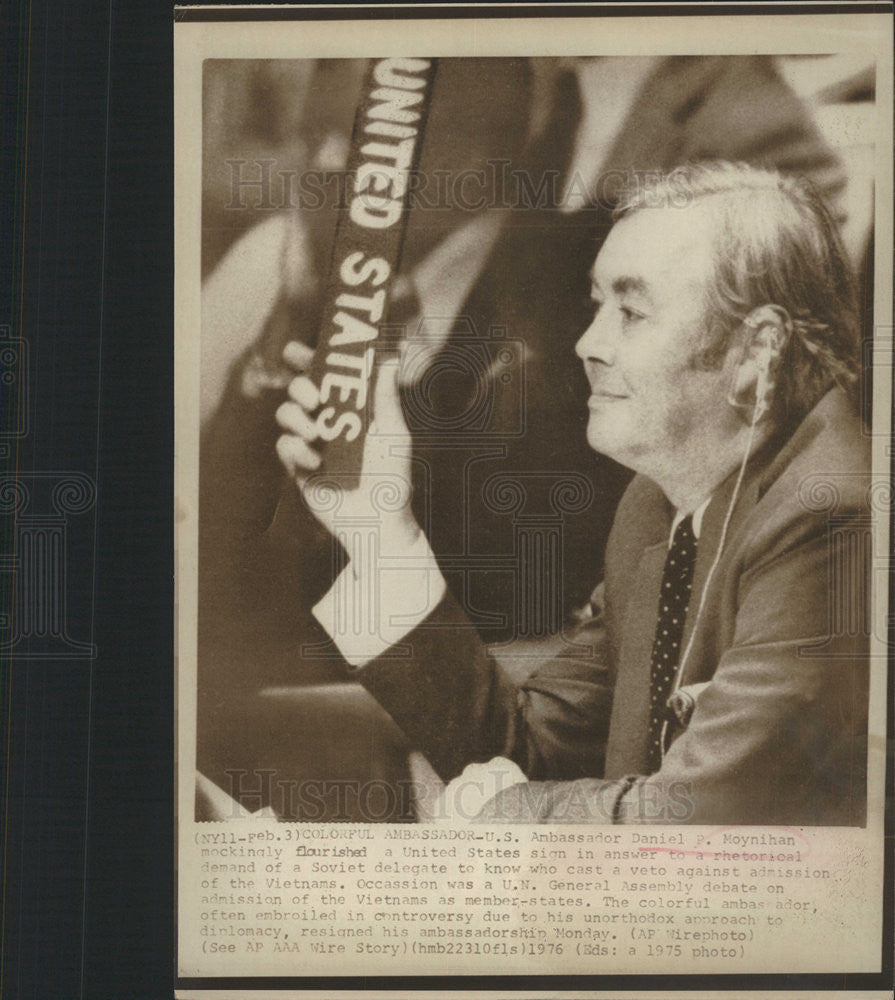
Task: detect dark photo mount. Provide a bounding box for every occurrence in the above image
[1,0,172,998]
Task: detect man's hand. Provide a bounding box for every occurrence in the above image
[275,341,420,555]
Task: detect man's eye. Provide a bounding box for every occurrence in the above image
[620,305,644,322]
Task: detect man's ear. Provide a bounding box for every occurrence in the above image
[728,304,790,421]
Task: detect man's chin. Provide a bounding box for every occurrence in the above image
[585,423,624,463]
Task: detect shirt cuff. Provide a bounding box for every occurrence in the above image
[433,758,528,824]
[312,528,447,668]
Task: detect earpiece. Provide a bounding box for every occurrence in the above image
[753,333,775,422]
[743,305,789,423]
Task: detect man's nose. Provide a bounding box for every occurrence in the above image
[574,308,616,365]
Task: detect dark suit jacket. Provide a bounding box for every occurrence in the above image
[355,389,870,826]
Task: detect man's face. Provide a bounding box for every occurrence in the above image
[574,204,737,481]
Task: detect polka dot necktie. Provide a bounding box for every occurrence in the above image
[646,514,697,773]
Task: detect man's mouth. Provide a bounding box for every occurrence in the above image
[588,389,628,406]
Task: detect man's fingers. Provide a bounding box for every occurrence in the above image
[276,400,319,441]
[282,340,314,372]
[370,360,408,437]
[287,375,320,411]
[276,432,321,476]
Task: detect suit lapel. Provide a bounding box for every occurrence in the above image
[604,539,667,778]
[676,435,780,689]
[603,433,779,776]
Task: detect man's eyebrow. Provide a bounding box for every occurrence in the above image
[588,272,650,299]
[611,276,649,298]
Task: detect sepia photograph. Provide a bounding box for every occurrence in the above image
[175,8,892,985]
[193,49,878,826]
[7,1,895,996]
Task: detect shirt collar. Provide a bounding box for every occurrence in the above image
[669,495,711,546]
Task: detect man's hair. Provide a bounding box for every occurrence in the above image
[613,161,861,428]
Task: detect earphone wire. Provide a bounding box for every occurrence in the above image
[658,387,764,763]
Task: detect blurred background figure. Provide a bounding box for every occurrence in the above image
[196,54,875,819]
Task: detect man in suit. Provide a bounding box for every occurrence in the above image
[277,161,870,825]
[196,57,849,814]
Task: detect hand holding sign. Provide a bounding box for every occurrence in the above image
[276,347,419,555]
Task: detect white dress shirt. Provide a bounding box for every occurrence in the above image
[669,496,711,546]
